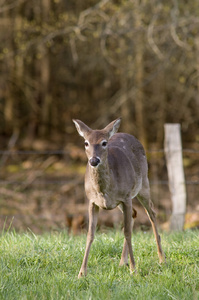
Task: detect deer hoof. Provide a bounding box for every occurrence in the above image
[119,261,129,267]
[78,270,86,278]
[159,253,166,264]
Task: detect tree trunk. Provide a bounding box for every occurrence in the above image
[134,0,147,149]
[196,37,199,113]
[39,0,51,137]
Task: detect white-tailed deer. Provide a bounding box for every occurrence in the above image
[73,118,165,278]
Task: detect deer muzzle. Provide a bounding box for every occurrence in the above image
[89,157,101,167]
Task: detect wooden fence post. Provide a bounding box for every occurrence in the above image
[164,124,187,231]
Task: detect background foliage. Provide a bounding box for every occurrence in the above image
[1,0,199,148]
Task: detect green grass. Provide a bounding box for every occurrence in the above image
[0,229,198,300]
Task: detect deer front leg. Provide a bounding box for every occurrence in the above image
[78,202,99,278]
[122,200,136,274]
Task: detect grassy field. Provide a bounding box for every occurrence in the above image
[0,229,198,300]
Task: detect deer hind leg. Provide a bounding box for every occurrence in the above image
[137,183,166,263]
[118,202,137,272]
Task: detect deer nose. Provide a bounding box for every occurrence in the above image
[89,157,101,167]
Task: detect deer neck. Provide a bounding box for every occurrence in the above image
[89,161,110,194]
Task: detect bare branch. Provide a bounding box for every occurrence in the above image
[170,24,191,50]
[70,37,79,64]
[100,11,122,67]
[170,0,191,50]
[78,0,110,27]
[147,15,164,60]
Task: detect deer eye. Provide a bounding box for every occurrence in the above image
[101,140,107,148]
[84,141,89,148]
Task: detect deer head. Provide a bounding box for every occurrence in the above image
[73,118,121,167]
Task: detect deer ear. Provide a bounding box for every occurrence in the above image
[104,118,121,139]
[72,119,91,139]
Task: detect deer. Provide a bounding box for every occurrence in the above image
[73,118,165,278]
